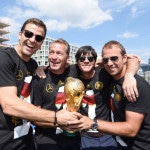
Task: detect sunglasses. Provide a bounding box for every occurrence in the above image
[22,30,45,42]
[79,56,94,62]
[102,56,118,64]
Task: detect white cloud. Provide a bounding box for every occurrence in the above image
[99,0,137,12]
[7,7,40,19]
[3,0,113,32]
[131,6,137,17]
[45,20,70,32]
[122,0,137,6]
[117,31,139,38]
[130,6,144,18]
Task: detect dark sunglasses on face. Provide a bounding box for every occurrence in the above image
[102,56,118,64]
[22,30,45,42]
[79,56,94,62]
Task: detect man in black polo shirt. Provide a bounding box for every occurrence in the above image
[97,40,150,150]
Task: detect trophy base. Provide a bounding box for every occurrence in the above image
[64,130,79,137]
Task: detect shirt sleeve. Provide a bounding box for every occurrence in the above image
[0,51,17,86]
[126,75,150,113]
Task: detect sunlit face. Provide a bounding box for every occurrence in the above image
[77,52,95,74]
[18,23,45,61]
[102,45,127,80]
[48,43,69,74]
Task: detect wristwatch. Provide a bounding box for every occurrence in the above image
[91,118,98,131]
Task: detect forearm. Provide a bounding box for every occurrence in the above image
[97,120,136,137]
[33,121,55,128]
[32,106,56,127]
[123,57,140,100]
[3,99,69,127]
[125,57,140,76]
[2,95,55,124]
[0,86,80,127]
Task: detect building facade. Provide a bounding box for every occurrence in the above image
[0,20,10,48]
[137,63,150,84]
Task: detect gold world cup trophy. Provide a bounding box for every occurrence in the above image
[64,77,85,136]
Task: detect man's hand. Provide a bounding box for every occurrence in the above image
[123,73,138,102]
[124,53,140,101]
[127,54,141,62]
[60,115,93,132]
[56,109,81,127]
[34,66,47,79]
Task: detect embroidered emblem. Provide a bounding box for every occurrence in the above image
[86,84,91,89]
[12,116,21,126]
[46,84,54,93]
[58,80,64,86]
[115,92,121,101]
[26,69,30,76]
[16,70,23,80]
[95,81,103,90]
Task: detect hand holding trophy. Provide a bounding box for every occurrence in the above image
[64,77,85,136]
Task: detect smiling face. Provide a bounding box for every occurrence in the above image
[48,42,69,74]
[102,44,127,80]
[16,23,45,61]
[77,52,96,79]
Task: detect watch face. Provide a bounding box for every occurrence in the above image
[92,121,98,130]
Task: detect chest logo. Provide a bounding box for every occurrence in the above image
[11,116,21,126]
[95,81,103,90]
[86,84,91,89]
[58,80,64,86]
[115,92,121,101]
[46,84,54,93]
[16,70,23,80]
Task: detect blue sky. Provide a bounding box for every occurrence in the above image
[1,0,150,63]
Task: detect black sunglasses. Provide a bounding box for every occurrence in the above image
[79,56,94,62]
[23,30,45,42]
[102,56,118,64]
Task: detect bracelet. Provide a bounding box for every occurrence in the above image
[54,111,57,126]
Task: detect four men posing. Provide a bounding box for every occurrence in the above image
[0,17,149,150]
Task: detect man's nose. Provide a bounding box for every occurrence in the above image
[107,59,113,65]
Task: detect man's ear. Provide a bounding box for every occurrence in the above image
[18,31,22,41]
[65,59,72,68]
[123,54,128,64]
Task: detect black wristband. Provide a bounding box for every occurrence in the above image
[54,111,57,126]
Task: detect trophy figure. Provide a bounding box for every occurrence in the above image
[64,77,85,136]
